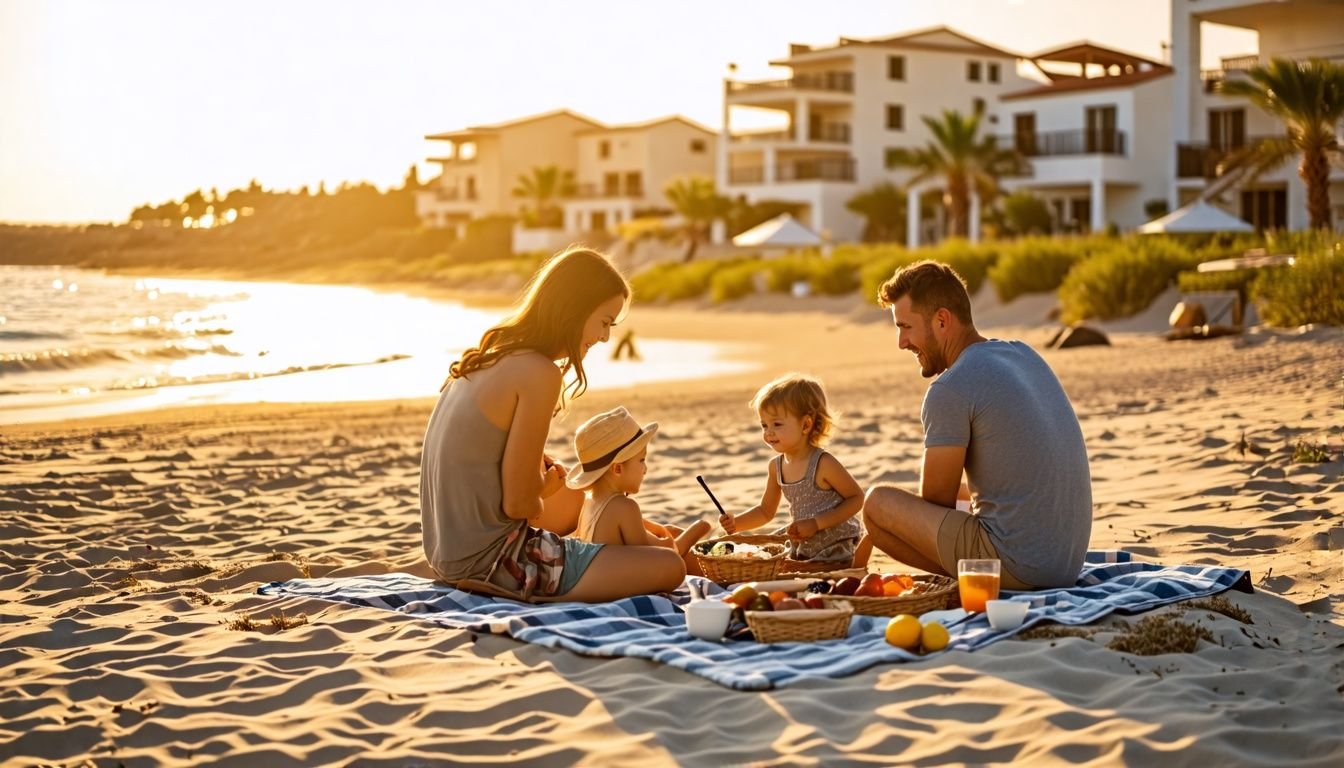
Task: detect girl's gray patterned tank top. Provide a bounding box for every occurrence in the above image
[776,448,862,562]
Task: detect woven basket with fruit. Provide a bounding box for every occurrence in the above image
[692,534,788,585]
[810,572,960,616]
[721,582,854,643]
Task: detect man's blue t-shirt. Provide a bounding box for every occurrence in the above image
[922,340,1092,587]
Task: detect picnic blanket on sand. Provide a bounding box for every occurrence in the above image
[258,550,1251,691]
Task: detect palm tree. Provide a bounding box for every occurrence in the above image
[886,106,1025,238]
[663,175,729,261]
[845,182,907,242]
[1216,57,1344,230]
[512,165,575,228]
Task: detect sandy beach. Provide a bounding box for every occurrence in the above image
[3,293,1343,766]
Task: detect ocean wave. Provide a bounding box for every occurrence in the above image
[0,330,68,341]
[0,342,241,375]
[96,357,402,391]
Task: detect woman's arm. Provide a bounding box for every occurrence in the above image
[720,460,781,533]
[500,357,564,521]
[790,453,864,538]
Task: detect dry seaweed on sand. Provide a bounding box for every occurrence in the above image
[1182,594,1253,624]
[1107,614,1214,655]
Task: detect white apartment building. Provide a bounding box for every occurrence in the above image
[719,27,1040,242]
[563,117,717,234]
[996,43,1173,233]
[1170,0,1344,230]
[416,109,603,235]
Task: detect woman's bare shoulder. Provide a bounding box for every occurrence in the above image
[493,352,561,386]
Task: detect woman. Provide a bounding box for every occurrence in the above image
[420,247,685,601]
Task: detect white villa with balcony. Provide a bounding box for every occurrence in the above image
[995,43,1174,233]
[416,109,603,235]
[563,117,717,234]
[719,27,1039,242]
[1170,0,1344,230]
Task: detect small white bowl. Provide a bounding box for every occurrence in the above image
[685,599,734,641]
[985,599,1029,631]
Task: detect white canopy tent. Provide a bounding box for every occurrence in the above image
[1138,200,1255,234]
[732,213,825,250]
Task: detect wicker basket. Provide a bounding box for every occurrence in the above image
[746,601,854,643]
[821,574,960,617]
[693,534,788,585]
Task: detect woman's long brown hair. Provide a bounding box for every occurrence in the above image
[445,246,630,408]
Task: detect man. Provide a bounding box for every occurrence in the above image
[863,260,1092,589]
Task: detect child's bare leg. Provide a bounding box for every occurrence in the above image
[644,520,671,538]
[852,532,874,569]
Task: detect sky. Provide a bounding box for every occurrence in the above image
[0,0,1256,225]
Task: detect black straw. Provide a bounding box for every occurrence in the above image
[696,475,727,517]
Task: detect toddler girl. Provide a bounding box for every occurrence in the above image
[719,374,869,566]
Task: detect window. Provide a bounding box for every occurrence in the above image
[967,61,981,82]
[603,172,619,197]
[1013,112,1037,155]
[624,171,643,197]
[1240,188,1286,230]
[690,138,707,153]
[1085,105,1118,153]
[598,140,611,159]
[1208,108,1246,151]
[988,62,1000,83]
[465,176,476,200]
[886,104,904,131]
[973,98,985,114]
[888,55,905,81]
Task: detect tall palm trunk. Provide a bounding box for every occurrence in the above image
[1300,147,1332,230]
[947,176,970,238]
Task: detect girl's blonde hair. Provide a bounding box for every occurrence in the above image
[447,246,630,407]
[749,373,834,446]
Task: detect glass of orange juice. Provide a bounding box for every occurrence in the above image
[957,558,1001,613]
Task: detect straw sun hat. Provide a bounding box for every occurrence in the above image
[565,406,659,489]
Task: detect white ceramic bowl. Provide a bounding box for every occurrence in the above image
[985,599,1029,631]
[685,599,734,641]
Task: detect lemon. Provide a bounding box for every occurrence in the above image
[920,621,950,653]
[884,614,922,650]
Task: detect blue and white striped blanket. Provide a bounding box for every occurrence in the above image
[257,550,1250,691]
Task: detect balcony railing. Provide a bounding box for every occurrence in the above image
[431,188,476,202]
[727,158,855,184]
[808,123,851,143]
[573,183,644,199]
[729,166,764,185]
[729,124,851,144]
[1175,136,1280,179]
[776,157,856,182]
[726,71,854,94]
[1000,129,1127,157]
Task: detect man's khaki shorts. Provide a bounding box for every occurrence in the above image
[935,508,1035,590]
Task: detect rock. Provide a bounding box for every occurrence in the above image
[1328,527,1344,551]
[1050,325,1111,349]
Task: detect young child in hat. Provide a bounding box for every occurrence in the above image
[568,406,711,568]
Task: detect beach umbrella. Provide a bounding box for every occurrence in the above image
[731,213,825,249]
[1137,200,1255,234]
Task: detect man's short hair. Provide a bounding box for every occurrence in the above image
[877,260,974,324]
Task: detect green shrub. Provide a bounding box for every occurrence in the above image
[709,260,763,303]
[809,256,860,295]
[1057,244,1191,323]
[927,238,996,296]
[630,258,753,303]
[1176,267,1259,295]
[1251,248,1344,326]
[761,254,814,293]
[988,237,1084,302]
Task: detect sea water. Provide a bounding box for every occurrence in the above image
[0,265,751,424]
